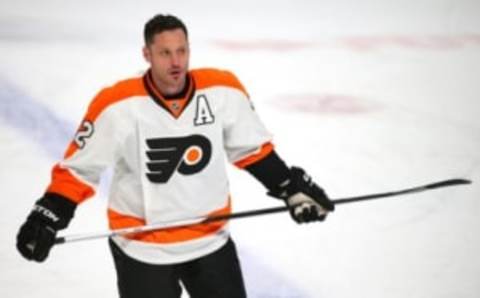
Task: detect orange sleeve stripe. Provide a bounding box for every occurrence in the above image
[191,68,249,97]
[46,164,95,204]
[107,199,231,244]
[234,142,274,169]
[86,77,147,122]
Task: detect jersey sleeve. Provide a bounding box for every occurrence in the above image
[221,73,274,168]
[45,86,125,204]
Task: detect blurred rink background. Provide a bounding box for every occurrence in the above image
[1,0,479,297]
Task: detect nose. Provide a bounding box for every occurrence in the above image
[171,53,180,67]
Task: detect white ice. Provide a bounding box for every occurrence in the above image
[1,0,479,297]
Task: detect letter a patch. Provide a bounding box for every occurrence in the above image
[194,95,215,126]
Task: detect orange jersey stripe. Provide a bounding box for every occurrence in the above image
[46,164,95,203]
[108,199,231,244]
[191,68,249,97]
[234,142,274,168]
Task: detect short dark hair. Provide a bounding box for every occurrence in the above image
[144,14,188,45]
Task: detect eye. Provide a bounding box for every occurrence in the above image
[159,49,170,56]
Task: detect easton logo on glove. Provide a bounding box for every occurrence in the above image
[145,134,212,183]
[32,205,60,223]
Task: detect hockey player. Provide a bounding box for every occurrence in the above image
[16,14,334,298]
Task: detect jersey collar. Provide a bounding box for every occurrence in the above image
[143,69,196,119]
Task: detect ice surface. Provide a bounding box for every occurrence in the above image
[1,1,479,297]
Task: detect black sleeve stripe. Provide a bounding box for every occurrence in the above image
[244,150,290,191]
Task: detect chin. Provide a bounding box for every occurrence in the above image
[177,75,188,84]
[171,80,185,91]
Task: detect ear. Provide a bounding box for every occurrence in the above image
[143,46,151,63]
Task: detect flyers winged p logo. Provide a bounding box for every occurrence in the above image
[145,135,212,183]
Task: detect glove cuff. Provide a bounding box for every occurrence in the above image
[267,177,294,200]
[268,166,311,200]
[28,193,77,230]
[268,166,335,211]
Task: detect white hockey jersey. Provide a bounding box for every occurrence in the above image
[46,68,273,264]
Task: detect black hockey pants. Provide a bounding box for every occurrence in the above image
[109,237,247,298]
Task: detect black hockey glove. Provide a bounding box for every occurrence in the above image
[268,166,335,223]
[16,193,76,262]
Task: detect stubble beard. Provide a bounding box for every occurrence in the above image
[152,68,187,96]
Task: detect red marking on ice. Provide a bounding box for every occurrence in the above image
[341,35,469,51]
[212,34,480,52]
[459,34,480,44]
[271,93,379,115]
[211,39,318,52]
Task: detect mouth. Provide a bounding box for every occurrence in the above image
[169,69,183,79]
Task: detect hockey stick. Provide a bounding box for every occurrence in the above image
[54,178,471,245]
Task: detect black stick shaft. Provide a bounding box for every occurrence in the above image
[203,178,472,223]
[55,178,471,245]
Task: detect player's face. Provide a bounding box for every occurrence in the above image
[143,28,190,95]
